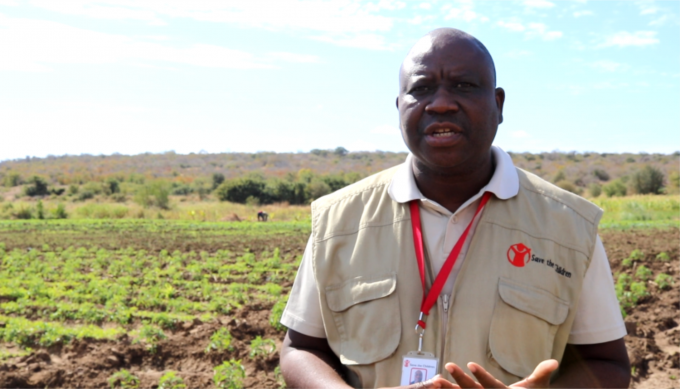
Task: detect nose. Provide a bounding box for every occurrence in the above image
[425,87,459,115]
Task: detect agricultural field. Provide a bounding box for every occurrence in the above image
[0,217,678,388]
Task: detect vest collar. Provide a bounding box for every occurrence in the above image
[387,145,520,207]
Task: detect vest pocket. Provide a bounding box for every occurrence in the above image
[325,273,400,365]
[488,277,569,379]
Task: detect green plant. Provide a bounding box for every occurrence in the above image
[656,252,670,262]
[108,369,140,389]
[159,371,187,389]
[274,366,286,389]
[205,327,234,353]
[603,179,627,197]
[635,265,653,281]
[631,165,665,195]
[213,359,246,389]
[23,176,50,197]
[36,200,45,220]
[134,324,166,353]
[622,249,644,267]
[654,273,674,290]
[134,181,170,209]
[588,183,602,197]
[52,203,68,219]
[249,336,276,358]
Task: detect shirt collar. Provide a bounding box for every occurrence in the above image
[387,145,519,206]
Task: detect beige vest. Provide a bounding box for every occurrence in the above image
[311,165,602,388]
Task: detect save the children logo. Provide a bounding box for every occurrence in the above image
[507,243,531,267]
[404,360,410,367]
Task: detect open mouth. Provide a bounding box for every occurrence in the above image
[432,129,457,137]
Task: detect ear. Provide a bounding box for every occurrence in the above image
[495,87,505,124]
[395,96,399,109]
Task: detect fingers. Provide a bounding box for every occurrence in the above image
[408,374,460,389]
[467,362,507,388]
[515,359,558,388]
[445,363,483,389]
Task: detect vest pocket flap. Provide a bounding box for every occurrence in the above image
[325,274,397,312]
[498,278,568,325]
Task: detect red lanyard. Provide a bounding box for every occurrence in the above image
[410,192,491,331]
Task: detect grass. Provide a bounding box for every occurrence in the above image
[2,197,311,222]
[594,195,679,229]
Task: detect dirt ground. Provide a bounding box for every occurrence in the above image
[0,228,677,388]
[602,228,679,389]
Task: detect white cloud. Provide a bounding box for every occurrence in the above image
[640,6,659,15]
[370,125,400,135]
[523,0,555,8]
[599,31,659,48]
[0,14,320,71]
[590,60,628,72]
[573,10,593,17]
[267,52,321,64]
[497,21,561,40]
[511,130,530,138]
[419,2,431,10]
[442,1,487,23]
[497,21,525,32]
[407,14,435,25]
[526,23,563,40]
[312,33,395,51]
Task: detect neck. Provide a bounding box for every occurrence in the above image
[412,151,495,214]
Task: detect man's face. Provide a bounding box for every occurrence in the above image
[397,37,504,172]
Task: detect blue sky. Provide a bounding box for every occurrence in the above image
[1,0,678,161]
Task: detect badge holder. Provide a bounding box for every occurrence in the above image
[400,313,439,386]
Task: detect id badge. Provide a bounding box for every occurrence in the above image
[400,351,439,386]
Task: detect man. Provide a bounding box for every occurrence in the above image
[280,28,630,388]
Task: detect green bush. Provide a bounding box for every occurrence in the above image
[212,173,225,190]
[159,371,186,389]
[3,172,21,187]
[249,336,276,358]
[588,183,602,197]
[213,360,246,389]
[630,165,665,195]
[592,169,610,181]
[635,265,652,281]
[23,176,50,197]
[656,252,670,262]
[603,179,627,197]
[108,369,140,389]
[270,297,287,332]
[654,273,674,290]
[622,249,644,267]
[205,328,233,353]
[215,178,266,204]
[134,181,170,209]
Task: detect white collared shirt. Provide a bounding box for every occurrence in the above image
[282,146,626,345]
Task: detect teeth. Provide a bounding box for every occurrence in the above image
[432,130,454,137]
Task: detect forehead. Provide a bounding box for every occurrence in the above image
[401,36,492,81]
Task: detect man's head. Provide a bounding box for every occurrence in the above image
[397,28,504,174]
[414,370,423,381]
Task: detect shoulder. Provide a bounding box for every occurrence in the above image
[311,164,401,215]
[515,167,602,226]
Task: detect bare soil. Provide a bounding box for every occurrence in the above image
[0,228,677,388]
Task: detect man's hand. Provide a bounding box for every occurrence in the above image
[378,374,460,389]
[445,359,559,389]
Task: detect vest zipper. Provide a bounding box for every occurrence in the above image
[438,293,449,375]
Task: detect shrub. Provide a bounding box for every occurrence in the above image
[212,173,225,190]
[270,297,287,332]
[77,190,95,201]
[68,184,79,195]
[603,179,627,197]
[159,371,186,389]
[592,169,610,181]
[654,273,674,290]
[307,179,331,200]
[334,146,348,157]
[205,328,233,353]
[588,183,602,197]
[36,200,45,220]
[215,178,266,204]
[52,203,68,219]
[635,265,653,281]
[134,181,170,209]
[3,172,21,187]
[23,176,50,197]
[622,249,644,267]
[213,360,246,389]
[553,170,566,183]
[108,369,140,389]
[249,336,276,358]
[630,165,665,195]
[555,180,580,194]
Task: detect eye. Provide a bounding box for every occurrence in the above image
[410,85,430,94]
[455,82,473,88]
